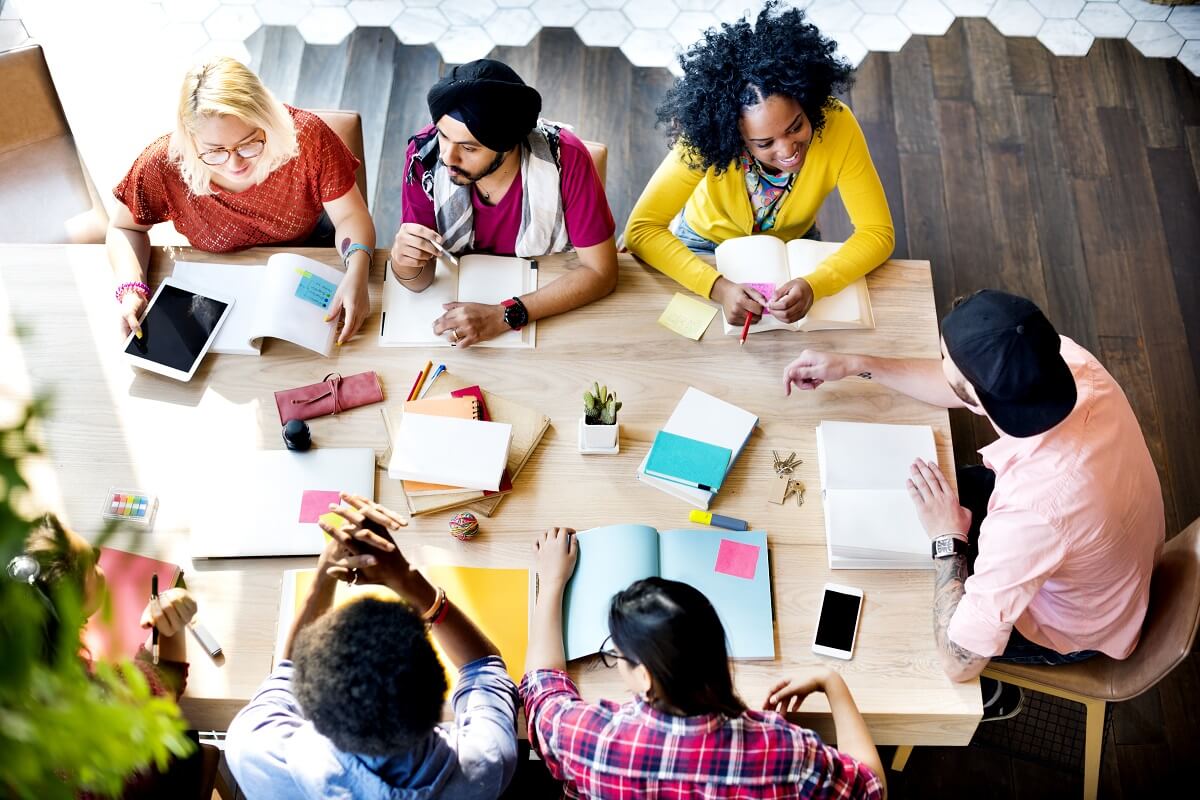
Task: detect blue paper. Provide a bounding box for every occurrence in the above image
[644,430,733,492]
[295,269,337,310]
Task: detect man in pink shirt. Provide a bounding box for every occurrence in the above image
[782,290,1165,719]
[390,59,617,347]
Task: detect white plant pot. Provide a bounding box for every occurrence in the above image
[579,418,620,455]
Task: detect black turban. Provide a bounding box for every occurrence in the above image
[426,59,542,153]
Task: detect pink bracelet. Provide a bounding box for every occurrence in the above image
[115,282,150,304]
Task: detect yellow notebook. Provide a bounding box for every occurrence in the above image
[277,564,529,689]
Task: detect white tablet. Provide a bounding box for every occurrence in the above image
[123,278,234,382]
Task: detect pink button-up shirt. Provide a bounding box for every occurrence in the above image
[947,337,1165,659]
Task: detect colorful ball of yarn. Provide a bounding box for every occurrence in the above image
[449,512,480,542]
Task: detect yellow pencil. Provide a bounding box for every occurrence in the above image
[409,359,433,401]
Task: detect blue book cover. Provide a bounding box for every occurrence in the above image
[644,430,733,492]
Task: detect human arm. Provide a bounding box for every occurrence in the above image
[138,587,197,665]
[782,349,967,409]
[525,527,577,674]
[322,186,375,344]
[765,670,886,798]
[106,199,155,338]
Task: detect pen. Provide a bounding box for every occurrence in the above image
[418,364,446,399]
[187,620,223,658]
[739,311,752,347]
[150,574,159,666]
[409,360,433,401]
[404,365,426,402]
[427,237,459,266]
[690,509,750,531]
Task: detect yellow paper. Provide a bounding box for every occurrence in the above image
[658,292,719,341]
[318,512,346,536]
[290,564,528,689]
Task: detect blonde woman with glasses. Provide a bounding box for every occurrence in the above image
[107,58,374,345]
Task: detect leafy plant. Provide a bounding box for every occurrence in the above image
[0,395,192,798]
[583,381,621,426]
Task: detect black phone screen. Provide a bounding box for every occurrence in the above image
[125,285,228,373]
[815,589,862,652]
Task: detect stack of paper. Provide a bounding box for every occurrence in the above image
[816,421,938,569]
[387,412,513,492]
[636,387,758,509]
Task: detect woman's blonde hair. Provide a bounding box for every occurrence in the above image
[170,57,299,196]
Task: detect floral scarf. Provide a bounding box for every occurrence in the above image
[740,151,795,233]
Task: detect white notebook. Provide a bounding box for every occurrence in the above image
[172,254,344,357]
[815,421,938,570]
[715,237,875,334]
[636,387,759,508]
[387,412,513,491]
[379,254,537,348]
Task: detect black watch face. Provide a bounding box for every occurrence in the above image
[504,301,528,329]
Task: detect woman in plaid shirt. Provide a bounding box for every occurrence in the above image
[521,528,887,799]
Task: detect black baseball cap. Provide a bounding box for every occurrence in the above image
[941,290,1077,438]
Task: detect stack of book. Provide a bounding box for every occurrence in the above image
[636,387,758,509]
[816,420,939,570]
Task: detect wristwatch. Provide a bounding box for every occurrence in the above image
[501,297,528,330]
[932,535,969,559]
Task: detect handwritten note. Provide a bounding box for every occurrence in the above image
[657,293,719,341]
[715,538,760,580]
[295,269,337,310]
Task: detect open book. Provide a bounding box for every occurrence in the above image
[715,237,874,333]
[816,421,938,570]
[563,525,774,661]
[379,254,536,348]
[172,253,344,356]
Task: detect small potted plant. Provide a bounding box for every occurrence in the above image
[579,381,621,454]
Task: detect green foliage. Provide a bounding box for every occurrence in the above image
[0,397,192,798]
[583,381,621,425]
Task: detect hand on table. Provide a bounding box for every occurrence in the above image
[389,222,438,284]
[433,302,508,347]
[140,588,198,637]
[907,458,971,540]
[763,669,838,714]
[326,267,369,345]
[533,527,578,596]
[119,292,146,339]
[767,278,814,324]
[710,277,766,325]
[782,349,854,394]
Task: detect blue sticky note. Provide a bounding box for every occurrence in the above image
[295,269,337,310]
[644,430,733,492]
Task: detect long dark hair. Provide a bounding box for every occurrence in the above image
[608,578,746,717]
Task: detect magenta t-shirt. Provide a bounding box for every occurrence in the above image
[401,124,615,255]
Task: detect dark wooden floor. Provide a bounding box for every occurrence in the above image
[255,19,1200,798]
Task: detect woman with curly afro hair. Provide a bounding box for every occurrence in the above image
[625,2,894,326]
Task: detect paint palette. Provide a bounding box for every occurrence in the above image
[101,488,158,529]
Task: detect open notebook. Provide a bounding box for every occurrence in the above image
[563,525,774,661]
[379,255,536,348]
[715,237,875,333]
[276,564,531,690]
[816,421,938,570]
[82,548,182,660]
[172,253,344,356]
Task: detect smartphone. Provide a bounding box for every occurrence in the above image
[812,583,864,660]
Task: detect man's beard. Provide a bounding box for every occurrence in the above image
[445,150,507,186]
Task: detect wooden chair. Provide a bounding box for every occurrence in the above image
[892,516,1200,800]
[0,43,108,244]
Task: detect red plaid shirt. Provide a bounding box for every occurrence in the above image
[520,669,883,800]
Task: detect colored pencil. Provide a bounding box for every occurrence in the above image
[410,359,433,401]
[739,311,752,347]
[405,369,424,402]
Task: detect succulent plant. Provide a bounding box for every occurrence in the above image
[583,381,621,425]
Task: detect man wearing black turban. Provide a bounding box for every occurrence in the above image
[390,59,618,348]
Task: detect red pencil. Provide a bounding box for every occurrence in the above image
[739,311,752,347]
[405,369,424,401]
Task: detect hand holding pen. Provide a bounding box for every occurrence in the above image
[141,585,198,662]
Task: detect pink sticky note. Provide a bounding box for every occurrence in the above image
[747,282,776,315]
[299,490,342,523]
[715,539,760,580]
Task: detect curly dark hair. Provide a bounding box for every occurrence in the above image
[292,597,447,756]
[657,0,855,174]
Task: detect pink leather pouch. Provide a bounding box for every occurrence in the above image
[275,371,384,423]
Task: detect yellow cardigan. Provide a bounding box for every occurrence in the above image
[625,100,894,300]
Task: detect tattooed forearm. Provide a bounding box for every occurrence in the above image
[933,554,989,670]
[857,372,872,380]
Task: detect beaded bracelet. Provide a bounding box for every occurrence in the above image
[115,281,150,304]
[419,586,449,625]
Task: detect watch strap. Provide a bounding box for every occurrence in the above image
[932,535,970,559]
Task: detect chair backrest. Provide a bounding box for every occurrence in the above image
[309,109,369,202]
[582,139,607,187]
[1110,517,1200,699]
[0,43,70,154]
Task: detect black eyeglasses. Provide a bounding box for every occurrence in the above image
[598,635,632,669]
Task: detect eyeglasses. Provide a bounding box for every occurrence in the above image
[598,635,632,669]
[199,138,265,166]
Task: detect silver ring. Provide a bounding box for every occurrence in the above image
[350,568,360,585]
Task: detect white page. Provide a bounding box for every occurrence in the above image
[379,256,459,346]
[715,236,792,334]
[786,239,874,330]
[387,412,513,491]
[458,254,536,349]
[824,488,931,557]
[171,261,264,355]
[817,421,936,491]
[252,253,342,357]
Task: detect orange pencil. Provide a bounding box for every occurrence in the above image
[739,311,752,347]
[409,359,433,401]
[405,369,424,402]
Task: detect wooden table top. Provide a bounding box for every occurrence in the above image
[0,243,980,744]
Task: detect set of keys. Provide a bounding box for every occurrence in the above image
[768,450,806,507]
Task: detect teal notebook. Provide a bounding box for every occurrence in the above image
[644,431,733,492]
[562,524,774,661]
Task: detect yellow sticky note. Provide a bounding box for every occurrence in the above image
[658,292,719,341]
[318,512,346,537]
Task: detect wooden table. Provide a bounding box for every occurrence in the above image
[0,244,980,744]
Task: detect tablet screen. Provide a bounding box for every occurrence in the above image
[124,284,230,373]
